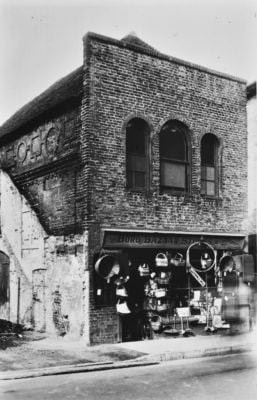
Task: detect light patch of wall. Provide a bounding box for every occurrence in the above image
[44,233,89,341]
[0,170,46,326]
[247,95,257,234]
[0,170,89,340]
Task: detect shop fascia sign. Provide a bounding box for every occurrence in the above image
[102,230,245,250]
[188,267,206,287]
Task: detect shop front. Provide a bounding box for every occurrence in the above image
[94,230,255,342]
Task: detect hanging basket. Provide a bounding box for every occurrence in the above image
[116,300,131,315]
[155,253,169,267]
[155,288,167,298]
[116,286,128,297]
[170,253,186,267]
[150,315,163,332]
[138,264,150,277]
[155,271,171,285]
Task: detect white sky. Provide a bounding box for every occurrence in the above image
[0,0,256,126]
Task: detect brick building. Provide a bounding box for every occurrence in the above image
[247,82,257,234]
[0,32,254,344]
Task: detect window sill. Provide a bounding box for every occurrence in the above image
[160,188,189,197]
[125,186,153,195]
[201,195,223,202]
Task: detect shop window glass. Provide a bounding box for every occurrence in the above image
[126,118,150,190]
[160,120,190,192]
[201,133,219,196]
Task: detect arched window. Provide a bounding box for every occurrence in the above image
[160,120,190,192]
[201,133,219,196]
[126,118,150,190]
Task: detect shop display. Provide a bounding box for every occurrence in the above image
[170,253,186,267]
[95,254,120,282]
[116,299,131,314]
[138,263,150,276]
[95,240,254,341]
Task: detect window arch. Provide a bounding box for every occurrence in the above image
[160,120,190,192]
[126,118,150,190]
[201,133,219,196]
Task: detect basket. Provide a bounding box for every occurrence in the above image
[155,271,171,285]
[144,297,159,311]
[156,299,169,312]
[116,286,128,297]
[155,253,169,267]
[150,315,163,332]
[170,253,185,267]
[155,288,167,298]
[138,263,150,277]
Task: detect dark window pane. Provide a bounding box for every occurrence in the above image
[161,161,186,189]
[126,118,149,155]
[160,128,186,161]
[135,172,145,188]
[201,134,218,165]
[127,155,146,172]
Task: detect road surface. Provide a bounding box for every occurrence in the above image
[1,352,257,399]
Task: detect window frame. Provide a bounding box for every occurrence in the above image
[159,120,191,195]
[200,133,219,198]
[125,117,151,192]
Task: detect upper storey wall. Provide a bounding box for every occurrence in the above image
[83,34,248,234]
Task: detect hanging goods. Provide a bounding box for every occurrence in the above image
[144,297,159,311]
[116,286,128,297]
[155,253,169,267]
[116,300,131,315]
[95,255,120,282]
[170,253,186,267]
[138,264,150,277]
[156,299,168,312]
[204,304,212,332]
[200,252,213,269]
[185,316,195,336]
[164,314,179,336]
[114,276,130,286]
[150,315,163,332]
[186,241,216,273]
[155,271,171,285]
[155,288,167,298]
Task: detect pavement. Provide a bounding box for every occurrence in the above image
[0,327,257,381]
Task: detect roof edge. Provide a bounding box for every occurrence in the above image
[0,66,83,140]
[85,31,247,84]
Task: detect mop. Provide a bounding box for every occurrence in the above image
[204,304,212,332]
[184,316,195,336]
[164,313,179,336]
[204,272,212,332]
[180,315,186,336]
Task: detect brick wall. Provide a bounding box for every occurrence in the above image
[247,94,257,233]
[83,34,248,344]
[0,107,84,235]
